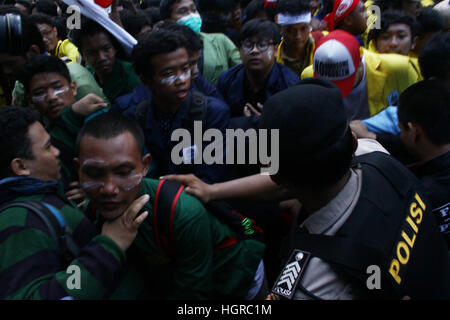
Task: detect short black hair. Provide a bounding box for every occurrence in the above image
[238,18,281,47]
[33,0,58,16]
[398,80,450,146]
[70,17,120,55]
[141,0,162,9]
[159,0,182,20]
[276,0,311,15]
[0,106,41,179]
[15,0,33,14]
[0,9,46,55]
[158,22,203,52]
[131,28,187,79]
[373,0,404,12]
[243,0,276,23]
[368,10,417,42]
[418,32,450,80]
[416,7,446,38]
[18,55,71,94]
[28,12,54,27]
[120,9,153,38]
[197,0,237,13]
[144,7,161,23]
[76,111,146,156]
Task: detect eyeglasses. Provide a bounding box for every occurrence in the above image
[241,40,274,53]
[31,86,69,103]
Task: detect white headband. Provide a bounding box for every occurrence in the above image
[276,12,312,26]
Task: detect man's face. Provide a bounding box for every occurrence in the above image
[375,23,413,55]
[28,72,77,121]
[81,32,117,78]
[281,23,311,49]
[170,0,199,21]
[36,23,58,53]
[76,132,149,221]
[23,121,61,181]
[240,37,276,73]
[145,47,191,106]
[348,0,368,35]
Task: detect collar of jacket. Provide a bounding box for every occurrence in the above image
[0,176,59,204]
[409,150,450,179]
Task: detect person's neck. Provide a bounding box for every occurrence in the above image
[283,41,306,60]
[153,95,181,114]
[416,142,450,164]
[245,66,272,92]
[296,170,352,214]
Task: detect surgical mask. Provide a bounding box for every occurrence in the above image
[177,13,202,34]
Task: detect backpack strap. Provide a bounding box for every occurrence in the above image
[0,200,80,262]
[153,179,185,256]
[153,180,252,256]
[181,90,207,136]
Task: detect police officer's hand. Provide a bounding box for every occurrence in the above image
[350,120,377,140]
[66,181,87,208]
[101,194,149,251]
[160,174,214,203]
[72,93,108,117]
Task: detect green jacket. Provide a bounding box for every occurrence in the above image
[0,185,150,299]
[88,59,141,104]
[200,32,242,86]
[106,178,265,299]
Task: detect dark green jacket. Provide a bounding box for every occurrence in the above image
[0,180,149,299]
[128,178,265,299]
[88,59,141,104]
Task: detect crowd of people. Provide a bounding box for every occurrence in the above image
[0,0,449,300]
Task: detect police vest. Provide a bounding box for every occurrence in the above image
[274,152,450,299]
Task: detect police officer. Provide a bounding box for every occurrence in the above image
[258,79,450,300]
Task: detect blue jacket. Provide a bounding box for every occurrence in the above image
[217,62,300,118]
[113,75,223,114]
[112,91,230,184]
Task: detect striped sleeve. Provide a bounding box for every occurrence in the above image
[0,207,126,300]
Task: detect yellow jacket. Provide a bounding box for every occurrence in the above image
[52,39,81,63]
[301,48,421,116]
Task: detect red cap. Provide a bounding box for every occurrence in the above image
[313,30,361,98]
[323,0,360,31]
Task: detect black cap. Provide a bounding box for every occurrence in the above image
[259,78,351,182]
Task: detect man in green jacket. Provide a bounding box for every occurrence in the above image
[75,112,266,299]
[0,106,150,299]
[19,55,108,191]
[159,0,242,85]
[71,18,142,104]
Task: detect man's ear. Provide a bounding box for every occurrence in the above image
[70,81,77,98]
[73,157,80,173]
[408,122,422,143]
[10,158,30,177]
[140,75,153,91]
[142,154,152,176]
[411,35,418,51]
